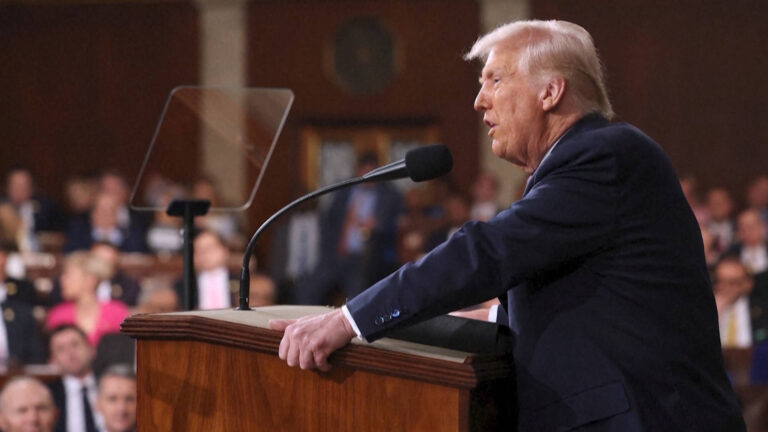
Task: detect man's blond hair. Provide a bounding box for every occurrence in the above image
[465,20,614,119]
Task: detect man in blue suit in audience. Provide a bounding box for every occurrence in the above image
[271,20,745,431]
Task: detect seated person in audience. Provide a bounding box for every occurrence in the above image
[136,283,179,315]
[728,208,768,274]
[469,172,501,222]
[64,175,98,221]
[0,376,58,432]
[713,257,768,347]
[700,226,719,272]
[295,153,402,305]
[47,325,101,432]
[705,187,736,259]
[746,175,768,223]
[192,176,242,248]
[46,252,129,347]
[249,272,276,307]
[2,167,63,247]
[99,170,151,233]
[49,242,141,307]
[396,186,430,265]
[426,193,471,252]
[0,240,37,305]
[64,193,147,253]
[96,364,136,432]
[679,175,708,224]
[0,283,45,366]
[145,183,186,255]
[174,230,236,310]
[0,205,30,279]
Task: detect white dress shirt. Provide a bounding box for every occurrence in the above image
[62,374,103,432]
[197,267,231,310]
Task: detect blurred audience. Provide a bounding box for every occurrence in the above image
[64,193,147,253]
[47,325,102,432]
[174,230,236,310]
[470,172,501,222]
[46,252,129,347]
[49,243,142,307]
[2,167,63,251]
[426,193,471,251]
[0,289,45,366]
[249,272,276,308]
[98,171,149,234]
[396,186,431,265]
[135,283,179,315]
[704,187,735,259]
[713,257,768,348]
[679,175,708,224]
[0,376,57,432]
[145,186,185,255]
[96,364,136,432]
[0,241,37,306]
[192,176,241,248]
[746,175,768,223]
[294,153,402,305]
[64,176,98,221]
[268,197,320,303]
[730,208,767,274]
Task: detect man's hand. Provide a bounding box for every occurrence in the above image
[269,309,357,372]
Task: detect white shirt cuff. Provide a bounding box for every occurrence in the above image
[341,305,365,341]
[488,304,499,323]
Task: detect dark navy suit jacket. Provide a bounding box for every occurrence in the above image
[347,115,745,431]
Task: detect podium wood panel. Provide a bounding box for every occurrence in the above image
[123,307,516,431]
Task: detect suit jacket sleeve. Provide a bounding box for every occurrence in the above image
[347,140,619,341]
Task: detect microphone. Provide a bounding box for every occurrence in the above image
[237,144,453,310]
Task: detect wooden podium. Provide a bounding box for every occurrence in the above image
[121,306,516,431]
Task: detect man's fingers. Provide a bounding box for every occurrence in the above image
[269,319,294,331]
[315,350,332,372]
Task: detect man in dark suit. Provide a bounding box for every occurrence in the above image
[3,167,63,237]
[48,325,100,432]
[713,256,768,347]
[64,193,147,253]
[293,153,402,305]
[270,20,744,431]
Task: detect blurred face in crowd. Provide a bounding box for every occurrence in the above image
[140,288,179,314]
[714,260,753,300]
[445,195,470,226]
[97,375,137,432]
[91,194,119,230]
[747,176,768,209]
[192,180,217,204]
[472,173,499,202]
[60,262,99,302]
[0,378,57,432]
[699,226,717,266]
[100,174,129,206]
[193,232,229,272]
[737,209,767,247]
[706,188,733,222]
[49,328,93,377]
[249,274,276,307]
[91,243,119,271]
[474,42,551,174]
[6,170,33,205]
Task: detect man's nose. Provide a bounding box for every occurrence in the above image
[474,88,489,112]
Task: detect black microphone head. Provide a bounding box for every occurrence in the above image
[405,144,453,182]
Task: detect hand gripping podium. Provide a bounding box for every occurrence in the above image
[121,306,517,431]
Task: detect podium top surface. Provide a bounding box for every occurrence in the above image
[151,305,472,362]
[122,305,515,388]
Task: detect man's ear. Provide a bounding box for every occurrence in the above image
[540,76,567,112]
